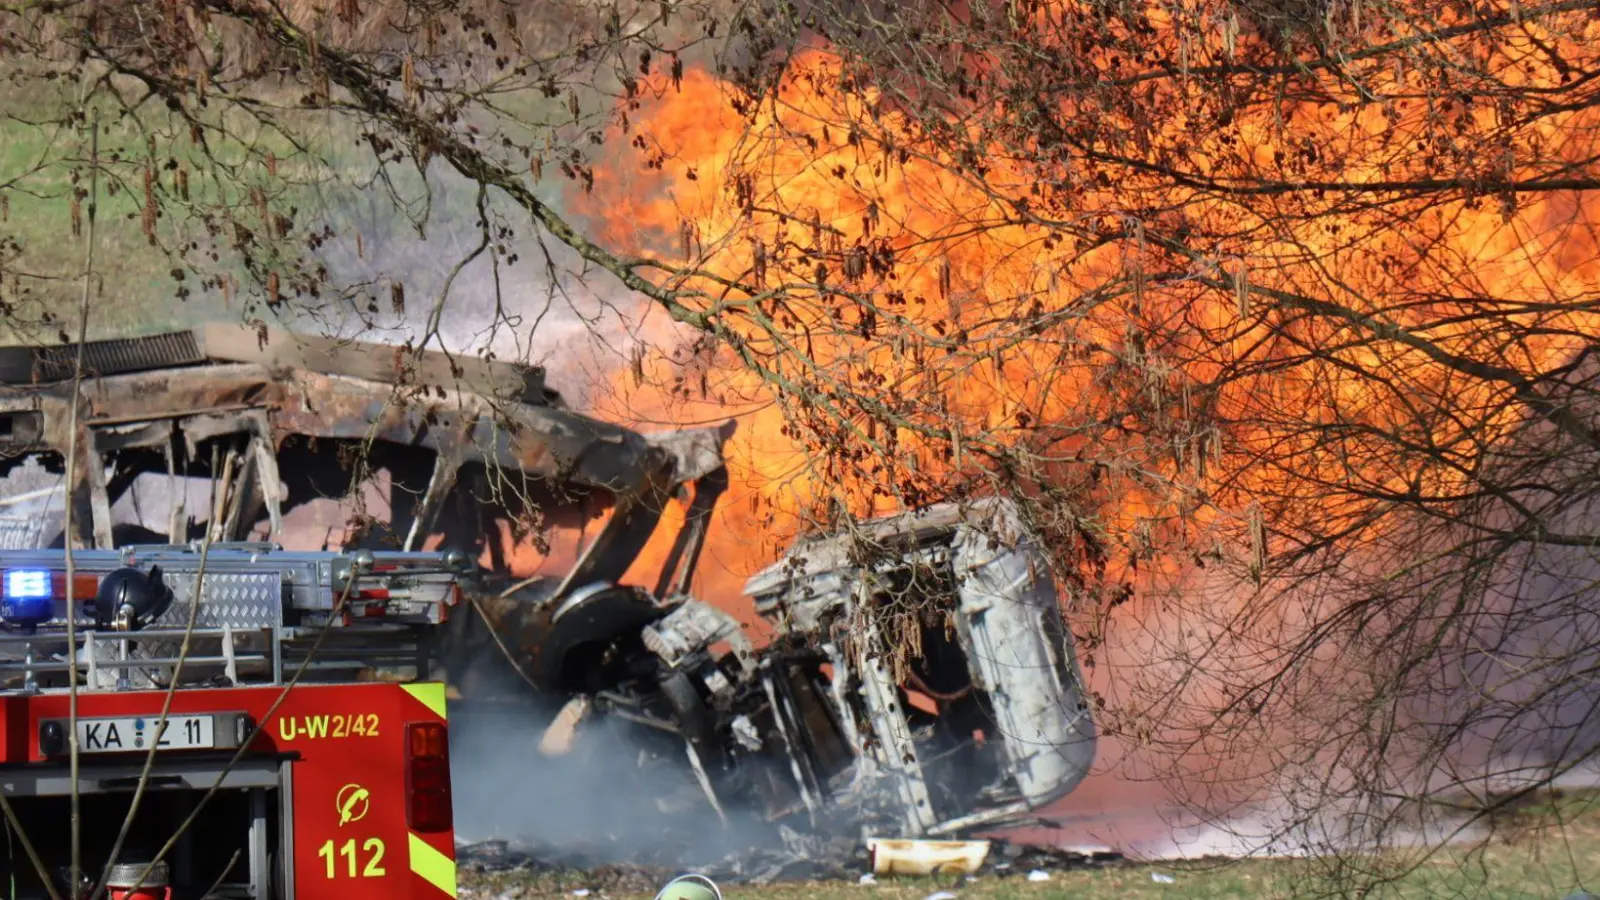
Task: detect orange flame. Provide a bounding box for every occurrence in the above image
[579,1,1600,612]
[547,6,1600,842]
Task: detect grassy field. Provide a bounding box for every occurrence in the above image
[0,102,189,338]
[1,91,333,339]
[460,791,1600,900]
[0,75,574,344]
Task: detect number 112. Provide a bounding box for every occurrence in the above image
[317,838,386,878]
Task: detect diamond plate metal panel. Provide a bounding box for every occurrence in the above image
[155,571,283,630]
[0,516,44,549]
[86,638,161,691]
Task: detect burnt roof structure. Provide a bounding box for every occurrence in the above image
[0,323,733,581]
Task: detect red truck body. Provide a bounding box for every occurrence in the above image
[0,544,466,900]
[0,682,456,900]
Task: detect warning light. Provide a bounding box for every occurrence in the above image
[0,569,103,633]
[4,569,49,600]
[2,569,54,633]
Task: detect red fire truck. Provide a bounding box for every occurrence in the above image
[0,542,468,900]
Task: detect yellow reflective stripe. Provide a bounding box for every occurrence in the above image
[402,683,448,720]
[409,832,457,898]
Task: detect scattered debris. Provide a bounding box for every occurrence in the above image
[455,835,867,887]
[922,892,959,900]
[1152,872,1176,884]
[1027,870,1051,882]
[456,835,1124,887]
[986,838,1124,874]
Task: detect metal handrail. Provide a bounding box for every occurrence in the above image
[0,657,268,673]
[0,619,433,690]
[0,625,266,691]
[0,626,262,645]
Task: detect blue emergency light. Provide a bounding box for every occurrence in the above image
[2,568,55,633]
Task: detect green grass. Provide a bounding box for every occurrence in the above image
[0,87,332,339]
[0,103,184,338]
[0,72,576,345]
[460,792,1600,899]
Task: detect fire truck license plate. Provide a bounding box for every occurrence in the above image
[76,715,216,753]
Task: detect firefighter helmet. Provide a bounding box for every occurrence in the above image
[93,565,175,631]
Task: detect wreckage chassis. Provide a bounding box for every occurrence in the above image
[0,324,1096,841]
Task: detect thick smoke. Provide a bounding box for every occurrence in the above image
[1041,369,1600,862]
[270,162,676,410]
[445,653,783,865]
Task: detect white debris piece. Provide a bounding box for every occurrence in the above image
[923,892,959,900]
[731,714,763,751]
[1027,870,1051,882]
[1151,872,1176,884]
[571,890,592,897]
[858,874,878,885]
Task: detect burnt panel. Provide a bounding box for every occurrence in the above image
[0,409,44,448]
[0,330,207,384]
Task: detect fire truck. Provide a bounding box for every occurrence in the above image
[0,541,470,900]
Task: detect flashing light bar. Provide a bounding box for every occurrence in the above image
[2,568,56,631]
[1,569,101,602]
[4,569,50,600]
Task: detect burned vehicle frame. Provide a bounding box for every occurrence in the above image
[0,324,1096,840]
[510,497,1099,839]
[0,323,728,567]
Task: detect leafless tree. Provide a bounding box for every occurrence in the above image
[5,0,1600,893]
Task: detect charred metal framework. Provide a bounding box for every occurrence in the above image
[741,499,1098,835]
[0,323,730,586]
[532,498,1101,838]
[0,326,1095,841]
